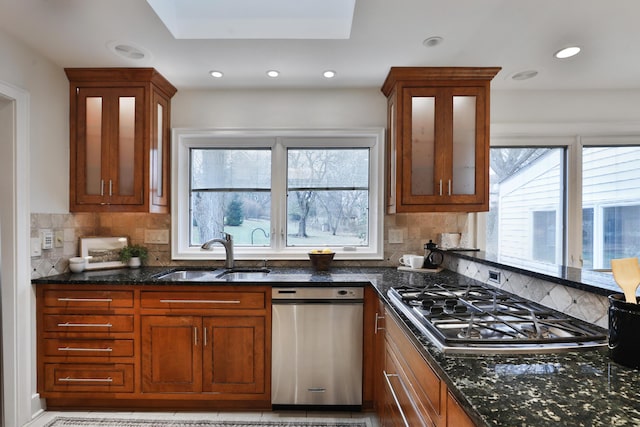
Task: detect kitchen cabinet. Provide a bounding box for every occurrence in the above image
[36,284,271,410]
[36,287,136,398]
[141,315,266,395]
[381,67,500,213]
[140,289,269,400]
[65,68,176,213]
[378,306,477,427]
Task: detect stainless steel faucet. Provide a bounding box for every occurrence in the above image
[201,232,234,269]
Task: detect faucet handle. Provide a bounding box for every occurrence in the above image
[221,232,233,241]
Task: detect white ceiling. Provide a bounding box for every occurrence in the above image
[1,0,640,91]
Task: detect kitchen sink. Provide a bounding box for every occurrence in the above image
[155,268,271,281]
[154,270,222,281]
[215,268,271,280]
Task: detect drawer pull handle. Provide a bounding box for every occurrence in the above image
[58,347,113,352]
[158,299,241,304]
[59,377,113,383]
[308,388,326,393]
[57,298,113,302]
[384,371,410,427]
[375,313,385,334]
[57,323,113,328]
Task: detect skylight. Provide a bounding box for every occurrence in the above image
[146,0,356,39]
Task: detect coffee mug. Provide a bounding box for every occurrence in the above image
[409,255,425,269]
[399,254,415,266]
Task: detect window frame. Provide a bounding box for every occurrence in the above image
[171,128,385,261]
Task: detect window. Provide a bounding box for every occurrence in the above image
[172,129,384,261]
[485,147,565,268]
[484,135,640,275]
[286,148,370,247]
[582,145,640,269]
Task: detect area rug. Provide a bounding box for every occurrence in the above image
[44,418,369,427]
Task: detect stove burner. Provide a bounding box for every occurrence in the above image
[430,305,444,315]
[520,324,552,339]
[421,299,435,308]
[458,328,482,339]
[453,304,467,313]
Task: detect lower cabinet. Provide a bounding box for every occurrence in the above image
[36,284,270,409]
[378,306,477,427]
[141,315,266,395]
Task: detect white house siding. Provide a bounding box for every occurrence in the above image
[497,149,563,265]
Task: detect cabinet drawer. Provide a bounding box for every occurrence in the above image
[386,310,443,418]
[383,347,431,427]
[43,338,134,358]
[44,290,134,309]
[141,291,266,310]
[44,315,134,333]
[44,364,133,392]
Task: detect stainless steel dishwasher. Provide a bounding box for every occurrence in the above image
[271,286,364,408]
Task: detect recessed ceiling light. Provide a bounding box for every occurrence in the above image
[422,36,444,48]
[554,46,581,59]
[323,70,336,78]
[107,41,150,60]
[209,70,224,78]
[266,70,280,78]
[511,70,539,81]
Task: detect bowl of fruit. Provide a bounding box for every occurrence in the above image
[308,249,335,271]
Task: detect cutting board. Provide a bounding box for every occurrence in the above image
[397,266,444,274]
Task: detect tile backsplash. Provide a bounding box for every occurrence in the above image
[30,211,471,278]
[444,256,609,328]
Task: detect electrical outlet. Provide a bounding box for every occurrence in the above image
[488,270,501,284]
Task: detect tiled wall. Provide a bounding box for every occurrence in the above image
[444,256,609,328]
[30,211,471,278]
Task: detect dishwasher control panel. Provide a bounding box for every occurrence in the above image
[272,286,364,300]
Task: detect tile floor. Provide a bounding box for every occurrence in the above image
[25,410,380,427]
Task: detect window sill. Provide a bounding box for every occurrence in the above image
[446,250,621,297]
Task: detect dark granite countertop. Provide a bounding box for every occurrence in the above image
[32,266,640,427]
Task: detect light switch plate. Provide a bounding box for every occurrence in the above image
[144,229,170,244]
[31,237,42,257]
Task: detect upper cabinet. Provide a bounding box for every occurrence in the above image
[381,67,500,213]
[66,68,177,213]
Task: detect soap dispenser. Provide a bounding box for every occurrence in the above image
[423,240,444,269]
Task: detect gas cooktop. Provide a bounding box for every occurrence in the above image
[388,282,607,354]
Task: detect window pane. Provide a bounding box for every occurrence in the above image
[583,146,640,269]
[486,148,564,267]
[190,148,271,247]
[287,148,369,247]
[191,149,271,190]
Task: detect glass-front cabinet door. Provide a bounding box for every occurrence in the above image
[402,86,485,207]
[75,87,144,207]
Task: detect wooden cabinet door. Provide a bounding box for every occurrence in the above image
[401,85,486,209]
[202,316,265,394]
[141,316,202,393]
[74,86,145,208]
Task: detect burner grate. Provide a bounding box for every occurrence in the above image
[387,283,607,354]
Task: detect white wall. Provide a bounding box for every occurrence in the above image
[492,89,640,125]
[0,29,69,214]
[171,88,387,128]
